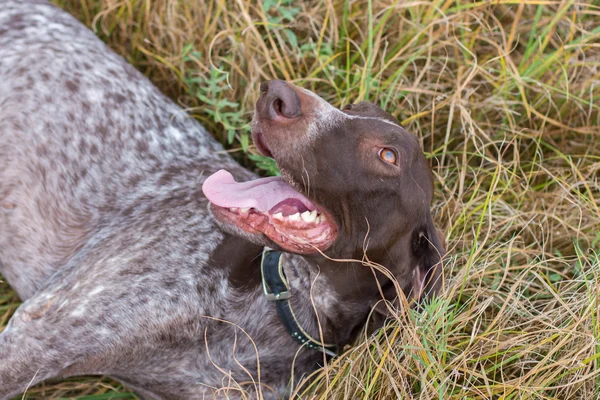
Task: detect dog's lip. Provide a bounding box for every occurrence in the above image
[264,171,341,253]
[204,169,340,253]
[209,203,337,254]
[251,129,273,158]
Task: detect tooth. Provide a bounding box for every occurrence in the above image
[240,208,249,214]
[273,212,284,220]
[231,207,238,212]
[301,210,316,223]
[288,213,300,221]
[300,211,310,222]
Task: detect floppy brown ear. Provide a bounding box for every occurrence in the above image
[420,223,446,300]
[370,218,445,323]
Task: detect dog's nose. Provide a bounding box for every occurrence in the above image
[260,80,302,120]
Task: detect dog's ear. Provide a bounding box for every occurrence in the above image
[370,217,445,323]
[418,221,445,301]
[409,214,445,305]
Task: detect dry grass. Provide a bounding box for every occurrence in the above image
[2,0,600,398]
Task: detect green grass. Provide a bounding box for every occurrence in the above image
[2,0,600,398]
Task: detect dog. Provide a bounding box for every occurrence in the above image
[0,1,445,398]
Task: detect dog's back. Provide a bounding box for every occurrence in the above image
[0,0,248,299]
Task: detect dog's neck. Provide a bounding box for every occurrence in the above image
[221,232,380,349]
[279,252,376,347]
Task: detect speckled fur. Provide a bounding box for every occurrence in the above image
[0,1,339,398]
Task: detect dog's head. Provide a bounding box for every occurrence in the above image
[203,80,444,304]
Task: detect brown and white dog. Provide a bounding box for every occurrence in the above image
[0,1,444,398]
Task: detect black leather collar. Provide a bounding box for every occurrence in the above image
[260,248,337,357]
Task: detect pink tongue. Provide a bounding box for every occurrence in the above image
[202,169,315,213]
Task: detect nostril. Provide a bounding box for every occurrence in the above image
[259,80,302,120]
[270,96,301,119]
[273,98,284,116]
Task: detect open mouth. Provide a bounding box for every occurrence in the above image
[202,168,337,254]
[202,83,337,254]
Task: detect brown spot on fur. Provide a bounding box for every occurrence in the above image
[21,297,55,321]
[65,80,79,92]
[2,202,16,209]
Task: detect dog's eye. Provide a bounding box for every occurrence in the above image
[378,148,398,165]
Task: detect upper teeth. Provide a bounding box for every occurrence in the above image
[271,210,325,224]
[230,207,326,224]
[288,213,301,221]
[301,210,317,223]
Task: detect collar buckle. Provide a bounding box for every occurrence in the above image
[264,290,291,301]
[261,247,291,301]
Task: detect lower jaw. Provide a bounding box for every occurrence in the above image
[211,206,336,254]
